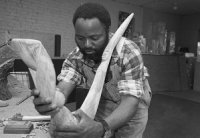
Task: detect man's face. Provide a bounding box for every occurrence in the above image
[74,17,109,63]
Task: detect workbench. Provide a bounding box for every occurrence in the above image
[0,75,51,138]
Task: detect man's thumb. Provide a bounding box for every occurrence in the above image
[73,109,85,121]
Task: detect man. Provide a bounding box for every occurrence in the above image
[33,2,151,138]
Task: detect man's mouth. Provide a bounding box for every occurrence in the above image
[84,50,95,54]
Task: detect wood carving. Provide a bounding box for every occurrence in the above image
[8,13,134,137]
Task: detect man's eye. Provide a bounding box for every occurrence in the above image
[91,36,99,40]
[77,37,85,41]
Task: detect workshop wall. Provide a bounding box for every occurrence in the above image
[179,14,200,54]
[0,0,142,58]
[142,8,181,53]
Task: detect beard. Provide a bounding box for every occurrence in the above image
[76,34,109,63]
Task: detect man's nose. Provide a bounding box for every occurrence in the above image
[85,39,92,48]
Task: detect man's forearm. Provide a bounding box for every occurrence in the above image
[56,81,76,102]
[105,95,139,130]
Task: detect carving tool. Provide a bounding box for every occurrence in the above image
[11,113,51,122]
[16,94,32,105]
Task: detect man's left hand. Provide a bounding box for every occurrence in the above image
[53,109,103,138]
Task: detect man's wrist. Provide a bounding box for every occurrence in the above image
[97,121,105,137]
[97,119,112,138]
[54,88,66,107]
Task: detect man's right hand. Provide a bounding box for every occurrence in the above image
[32,89,60,116]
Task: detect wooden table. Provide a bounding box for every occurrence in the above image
[0,75,51,138]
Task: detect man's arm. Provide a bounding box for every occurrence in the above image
[32,81,76,115]
[104,40,143,131]
[57,80,76,102]
[53,95,139,138]
[104,95,139,130]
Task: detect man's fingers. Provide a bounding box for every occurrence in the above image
[33,97,52,106]
[55,119,81,132]
[72,109,92,124]
[72,109,85,122]
[31,89,40,97]
[73,109,85,117]
[35,103,55,112]
[40,106,60,116]
[54,131,78,138]
[55,125,81,133]
[32,90,58,115]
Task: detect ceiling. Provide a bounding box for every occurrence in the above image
[114,0,200,15]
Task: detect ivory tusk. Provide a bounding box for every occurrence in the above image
[80,13,134,119]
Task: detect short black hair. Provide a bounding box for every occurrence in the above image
[72,2,111,30]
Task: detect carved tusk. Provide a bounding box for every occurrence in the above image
[80,13,134,119]
[9,38,77,138]
[9,39,56,100]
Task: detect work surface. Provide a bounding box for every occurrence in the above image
[0,75,51,138]
[2,72,200,138]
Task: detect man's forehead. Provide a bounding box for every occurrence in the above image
[74,18,106,35]
[75,17,102,26]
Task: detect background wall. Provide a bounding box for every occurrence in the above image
[142,8,181,53]
[1,0,198,58]
[143,8,181,36]
[1,0,198,93]
[0,0,143,58]
[178,14,200,54]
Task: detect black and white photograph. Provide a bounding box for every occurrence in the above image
[0,0,200,138]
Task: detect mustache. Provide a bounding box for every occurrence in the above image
[83,48,96,51]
